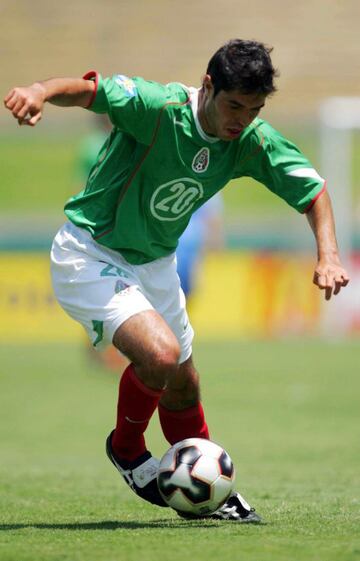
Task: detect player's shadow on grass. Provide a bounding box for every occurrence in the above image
[0,519,221,531]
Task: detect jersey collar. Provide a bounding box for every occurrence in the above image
[189,87,220,144]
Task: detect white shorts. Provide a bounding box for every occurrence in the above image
[50,222,194,363]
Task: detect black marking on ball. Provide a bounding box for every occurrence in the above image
[182,473,211,504]
[157,471,178,497]
[158,445,212,504]
[218,450,234,478]
[176,445,202,467]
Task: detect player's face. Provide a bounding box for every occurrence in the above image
[199,76,267,141]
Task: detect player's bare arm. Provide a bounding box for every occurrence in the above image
[4,78,95,126]
[306,190,350,300]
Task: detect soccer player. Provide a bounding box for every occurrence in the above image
[4,39,350,522]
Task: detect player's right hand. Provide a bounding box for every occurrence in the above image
[4,83,46,126]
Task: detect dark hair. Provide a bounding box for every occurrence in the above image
[206,39,278,96]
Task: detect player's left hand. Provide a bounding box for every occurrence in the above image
[313,256,350,300]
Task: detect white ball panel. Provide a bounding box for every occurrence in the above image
[168,464,194,490]
[192,455,220,483]
[212,475,234,507]
[158,447,176,471]
[166,489,195,513]
[194,439,224,458]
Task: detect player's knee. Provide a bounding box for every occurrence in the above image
[137,339,181,389]
[160,359,201,409]
[179,364,201,404]
[149,339,181,374]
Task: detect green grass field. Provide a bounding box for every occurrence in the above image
[1,340,359,561]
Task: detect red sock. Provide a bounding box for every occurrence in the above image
[158,402,210,445]
[112,364,163,461]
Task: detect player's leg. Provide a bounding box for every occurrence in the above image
[110,309,181,462]
[140,252,210,446]
[158,355,210,444]
[157,357,262,523]
[105,309,183,508]
[51,223,178,506]
[151,259,262,522]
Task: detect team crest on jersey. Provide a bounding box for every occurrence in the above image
[192,147,210,173]
[115,74,137,98]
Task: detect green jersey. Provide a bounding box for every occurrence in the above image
[64,72,325,265]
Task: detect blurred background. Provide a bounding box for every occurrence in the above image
[1,0,360,344]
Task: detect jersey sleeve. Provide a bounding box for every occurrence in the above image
[236,120,326,213]
[83,71,169,145]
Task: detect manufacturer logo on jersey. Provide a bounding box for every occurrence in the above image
[192,147,210,173]
[150,178,204,221]
[115,75,137,98]
[115,279,130,294]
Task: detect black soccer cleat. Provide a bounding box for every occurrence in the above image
[105,431,168,508]
[177,491,263,523]
[209,492,263,522]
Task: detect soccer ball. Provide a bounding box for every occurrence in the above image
[157,438,235,515]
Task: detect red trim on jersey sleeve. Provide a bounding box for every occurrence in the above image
[303,181,327,213]
[82,71,99,108]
